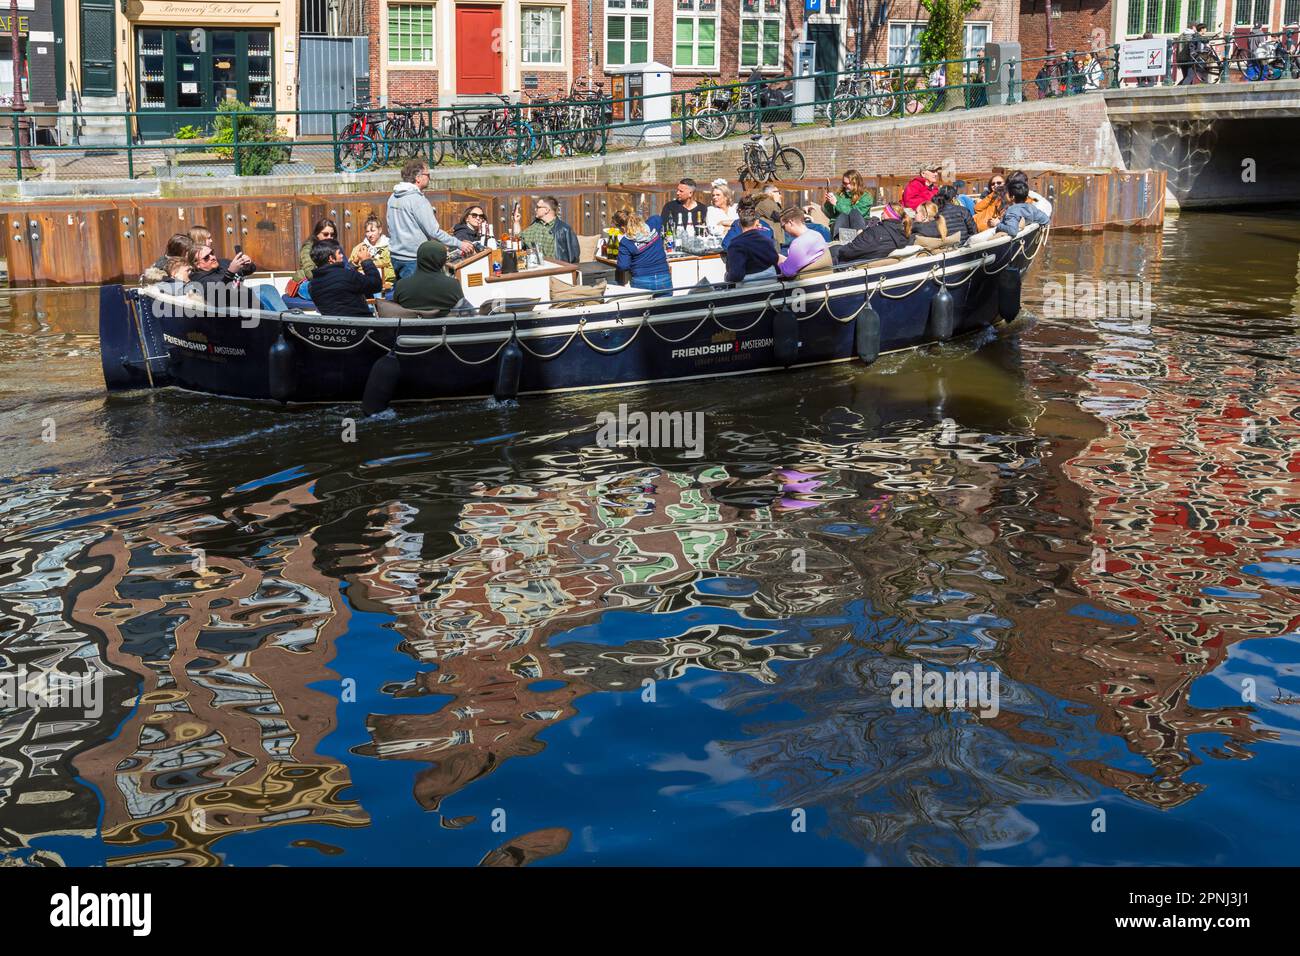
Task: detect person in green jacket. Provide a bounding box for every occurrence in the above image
[822,169,873,239]
[294,217,339,281]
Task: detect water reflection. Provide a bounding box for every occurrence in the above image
[2,214,1299,865]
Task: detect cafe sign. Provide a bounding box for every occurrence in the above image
[128,0,282,21]
[0,14,30,34]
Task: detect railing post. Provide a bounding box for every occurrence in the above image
[680,90,688,145]
[11,114,21,181]
[331,108,340,173]
[426,106,434,166]
[126,112,135,179]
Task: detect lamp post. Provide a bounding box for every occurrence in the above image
[7,0,34,170]
[1044,0,1056,55]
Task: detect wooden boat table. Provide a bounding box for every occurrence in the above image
[595,250,727,294]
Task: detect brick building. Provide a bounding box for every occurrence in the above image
[1021,0,1300,68]
[365,0,1020,105]
[1019,0,1113,63]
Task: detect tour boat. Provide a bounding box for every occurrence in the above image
[98,223,1047,414]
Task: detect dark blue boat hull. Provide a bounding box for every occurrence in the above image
[99,228,1042,404]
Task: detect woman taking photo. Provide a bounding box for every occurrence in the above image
[974,174,1007,232]
[822,169,873,237]
[613,208,672,292]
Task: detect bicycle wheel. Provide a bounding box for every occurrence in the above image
[1082,60,1105,91]
[829,92,859,123]
[692,107,729,140]
[773,147,805,181]
[336,133,377,173]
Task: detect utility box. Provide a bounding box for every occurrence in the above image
[607,62,673,145]
[985,42,1021,106]
[792,40,817,125]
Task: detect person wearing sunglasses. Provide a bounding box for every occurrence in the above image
[295,218,339,281]
[974,175,1008,232]
[388,159,474,281]
[453,207,489,246]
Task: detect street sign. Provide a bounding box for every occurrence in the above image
[1118,37,1166,77]
[805,0,822,12]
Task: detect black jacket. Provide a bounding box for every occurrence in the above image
[308,259,382,316]
[937,203,977,240]
[836,218,909,264]
[725,228,779,283]
[453,222,484,244]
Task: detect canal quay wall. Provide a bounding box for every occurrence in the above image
[0,94,1167,287]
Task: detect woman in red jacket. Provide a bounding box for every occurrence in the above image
[902,163,942,209]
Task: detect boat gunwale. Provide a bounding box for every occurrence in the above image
[132,225,1037,336]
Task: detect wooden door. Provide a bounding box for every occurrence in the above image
[455,5,502,96]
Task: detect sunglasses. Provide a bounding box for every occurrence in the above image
[468,212,484,218]
[319,231,336,238]
[199,252,217,261]
[991,181,1005,187]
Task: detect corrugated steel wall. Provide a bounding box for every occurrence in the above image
[0,170,1165,287]
[298,36,370,136]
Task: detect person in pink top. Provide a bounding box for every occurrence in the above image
[777,207,829,278]
[902,163,942,209]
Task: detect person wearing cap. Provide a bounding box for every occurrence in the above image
[902,163,942,210]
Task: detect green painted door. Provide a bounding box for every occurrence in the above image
[80,0,117,96]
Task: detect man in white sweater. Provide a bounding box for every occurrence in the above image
[387,159,473,280]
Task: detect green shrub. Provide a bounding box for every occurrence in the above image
[175,124,205,140]
[209,99,290,176]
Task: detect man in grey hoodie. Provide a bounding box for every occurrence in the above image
[387,159,473,280]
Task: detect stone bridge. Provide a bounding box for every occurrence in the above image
[1104,80,1300,208]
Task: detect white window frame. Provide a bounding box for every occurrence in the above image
[963,21,991,62]
[521,5,565,67]
[739,0,785,74]
[606,0,654,68]
[886,20,926,66]
[386,1,438,68]
[673,0,720,73]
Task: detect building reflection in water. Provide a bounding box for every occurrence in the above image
[1,257,1295,864]
[0,478,367,865]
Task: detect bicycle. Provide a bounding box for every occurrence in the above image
[829,55,898,121]
[471,94,538,165]
[336,101,388,173]
[386,98,439,164]
[737,122,805,188]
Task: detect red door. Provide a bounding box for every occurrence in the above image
[456,5,502,95]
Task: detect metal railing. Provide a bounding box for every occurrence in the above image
[20,34,1293,182]
[1112,25,1300,87]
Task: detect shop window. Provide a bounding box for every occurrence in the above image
[522,6,563,64]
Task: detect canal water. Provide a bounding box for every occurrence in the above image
[1,211,1297,866]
